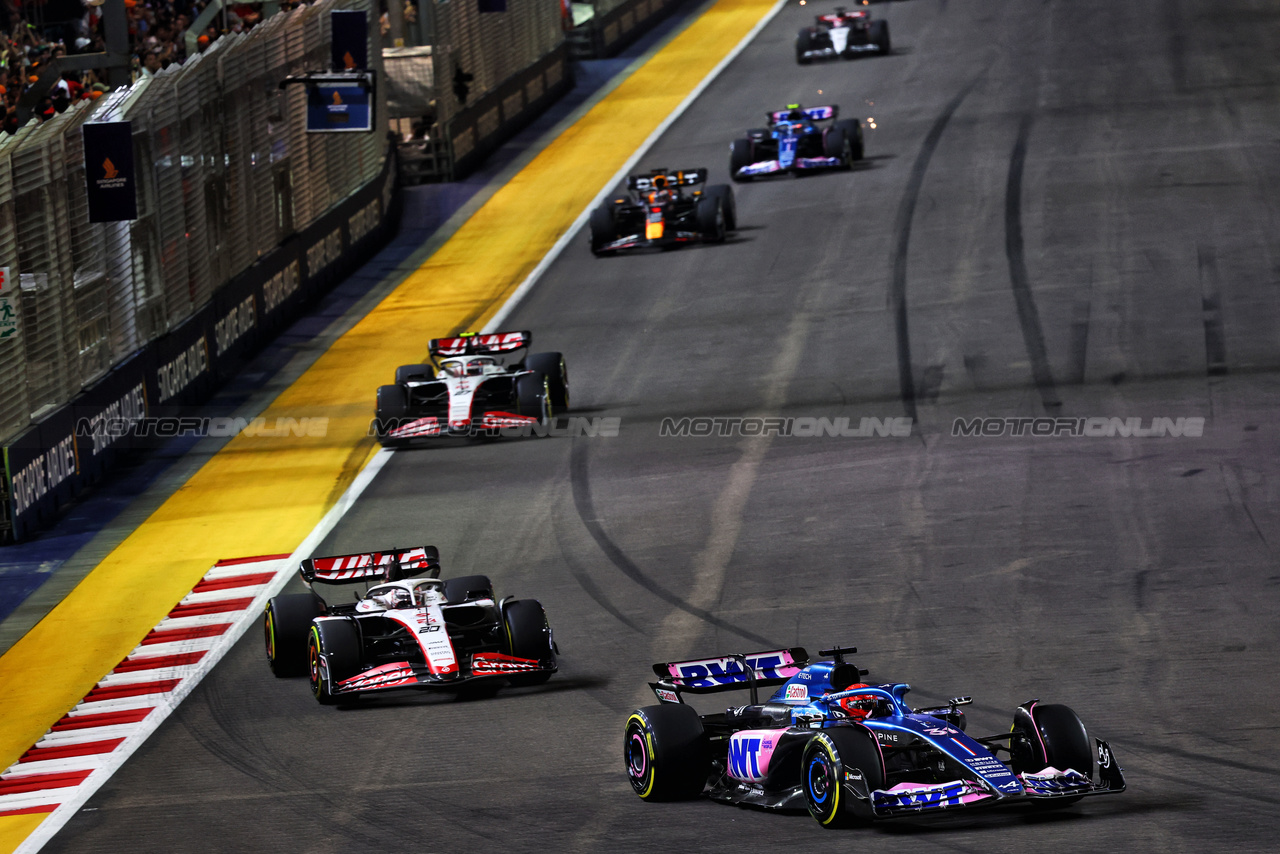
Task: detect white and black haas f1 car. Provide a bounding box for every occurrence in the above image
[625,646,1124,827]
[589,168,736,255]
[263,547,557,704]
[373,330,569,445]
[729,106,864,182]
[796,7,890,63]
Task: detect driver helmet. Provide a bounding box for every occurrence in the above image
[465,357,492,376]
[373,586,410,609]
[838,684,880,720]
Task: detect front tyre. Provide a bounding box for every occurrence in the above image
[307,620,361,705]
[729,138,754,182]
[589,204,617,256]
[375,384,409,448]
[803,727,885,828]
[625,705,710,801]
[525,352,569,412]
[502,599,555,686]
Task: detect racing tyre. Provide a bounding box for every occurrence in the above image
[443,574,494,603]
[871,20,890,55]
[625,704,711,801]
[1013,703,1093,776]
[729,139,754,183]
[375,384,410,447]
[502,599,555,686]
[264,593,323,677]
[589,204,616,256]
[307,620,361,705]
[823,127,853,168]
[802,726,885,829]
[796,28,813,64]
[525,352,569,412]
[394,363,433,385]
[702,185,736,231]
[516,374,550,429]
[837,119,865,161]
[695,196,726,243]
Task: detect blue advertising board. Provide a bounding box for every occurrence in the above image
[306,75,374,133]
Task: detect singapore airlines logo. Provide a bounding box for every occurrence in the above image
[97,156,127,189]
[332,91,343,105]
[342,51,357,70]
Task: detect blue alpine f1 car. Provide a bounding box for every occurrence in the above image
[625,646,1125,827]
[729,105,864,182]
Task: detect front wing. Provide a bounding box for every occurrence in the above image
[331,652,555,696]
[734,156,844,179]
[596,231,706,252]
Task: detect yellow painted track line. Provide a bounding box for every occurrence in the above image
[0,0,779,847]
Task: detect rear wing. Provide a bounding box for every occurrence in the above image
[301,546,440,584]
[769,105,837,124]
[627,168,708,191]
[648,648,809,705]
[428,331,531,358]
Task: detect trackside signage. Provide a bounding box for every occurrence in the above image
[83,121,138,223]
[1,155,400,543]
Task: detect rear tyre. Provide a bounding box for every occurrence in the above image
[823,127,852,168]
[502,599,555,686]
[695,196,726,243]
[803,726,885,828]
[307,620,361,705]
[525,352,569,412]
[394,363,433,385]
[871,19,890,55]
[375,384,410,447]
[264,593,323,677]
[625,704,711,801]
[516,374,550,429]
[796,28,813,64]
[702,185,736,231]
[836,119,865,161]
[443,574,494,603]
[589,204,616,256]
[729,139,754,183]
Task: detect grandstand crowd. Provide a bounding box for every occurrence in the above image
[0,0,278,133]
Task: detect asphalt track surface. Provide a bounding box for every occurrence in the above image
[43,0,1280,851]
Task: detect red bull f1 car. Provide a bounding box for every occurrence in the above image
[589,168,736,255]
[373,330,569,445]
[796,7,890,63]
[625,646,1124,827]
[730,106,864,182]
[264,547,557,704]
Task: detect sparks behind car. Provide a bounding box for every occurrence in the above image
[729,105,864,182]
[796,7,890,64]
[374,330,570,445]
[589,168,736,255]
[624,646,1124,826]
[264,546,557,704]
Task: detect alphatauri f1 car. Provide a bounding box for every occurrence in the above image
[589,168,736,255]
[730,106,864,181]
[264,547,557,704]
[796,7,890,63]
[373,330,569,445]
[625,646,1124,826]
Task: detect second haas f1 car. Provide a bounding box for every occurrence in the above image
[730,106,864,182]
[373,330,569,445]
[589,168,736,255]
[264,547,557,704]
[796,7,890,63]
[625,646,1124,827]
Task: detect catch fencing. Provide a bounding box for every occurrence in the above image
[0,0,395,542]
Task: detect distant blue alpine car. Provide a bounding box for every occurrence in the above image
[625,646,1125,827]
[729,105,864,181]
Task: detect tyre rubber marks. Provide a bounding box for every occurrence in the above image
[0,555,288,821]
